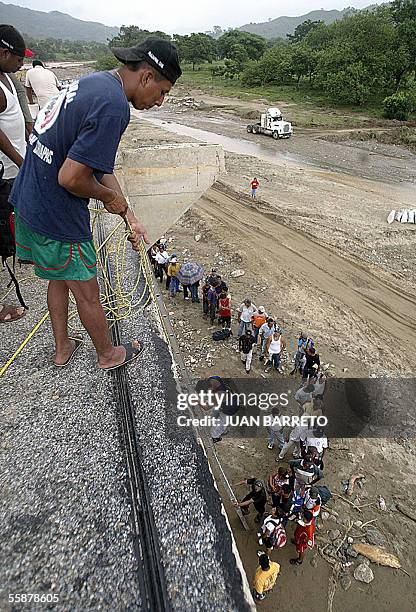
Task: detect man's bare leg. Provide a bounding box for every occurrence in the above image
[66,277,139,368]
[48,280,75,365]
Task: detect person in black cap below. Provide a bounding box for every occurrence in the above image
[234,477,267,522]
[0,25,33,323]
[10,38,182,369]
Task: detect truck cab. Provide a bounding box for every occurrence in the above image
[247,107,293,139]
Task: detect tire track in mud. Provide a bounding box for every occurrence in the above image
[199,187,416,357]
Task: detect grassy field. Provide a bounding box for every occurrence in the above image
[178,63,412,129]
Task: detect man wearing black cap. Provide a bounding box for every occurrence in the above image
[10,38,182,370]
[0,25,32,322]
[0,24,32,180]
[234,478,267,522]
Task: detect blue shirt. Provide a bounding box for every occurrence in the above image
[10,71,130,242]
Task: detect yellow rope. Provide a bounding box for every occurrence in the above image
[0,208,153,377]
[0,311,50,377]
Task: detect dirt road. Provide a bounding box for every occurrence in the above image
[199,185,416,369]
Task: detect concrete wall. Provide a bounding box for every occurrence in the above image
[116,143,225,245]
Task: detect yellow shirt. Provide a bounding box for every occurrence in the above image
[168,262,181,277]
[253,562,280,594]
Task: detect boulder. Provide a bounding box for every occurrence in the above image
[329,529,341,541]
[365,528,386,546]
[354,563,374,584]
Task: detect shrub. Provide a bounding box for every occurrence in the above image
[382,92,412,120]
[95,54,119,72]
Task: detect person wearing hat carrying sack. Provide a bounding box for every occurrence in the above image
[10,38,182,369]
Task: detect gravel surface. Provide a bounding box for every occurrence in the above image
[0,265,140,610]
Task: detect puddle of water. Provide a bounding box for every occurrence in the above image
[136,112,416,199]
[140,114,316,169]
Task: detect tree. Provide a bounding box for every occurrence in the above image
[241,41,293,86]
[287,19,323,43]
[109,26,171,49]
[289,43,313,84]
[391,0,416,74]
[320,61,372,105]
[312,8,409,104]
[383,92,413,119]
[173,33,217,69]
[24,36,110,61]
[217,30,267,63]
[95,54,119,71]
[302,22,333,52]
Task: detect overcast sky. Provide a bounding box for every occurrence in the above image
[15,0,386,33]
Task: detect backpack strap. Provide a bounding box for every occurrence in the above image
[4,257,28,310]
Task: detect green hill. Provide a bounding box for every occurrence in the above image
[238,7,358,39]
[0,1,119,42]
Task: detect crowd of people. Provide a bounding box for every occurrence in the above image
[199,336,328,602]
[148,240,325,381]
[232,371,330,602]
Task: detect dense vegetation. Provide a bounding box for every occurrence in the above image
[25,36,109,62]
[96,2,416,120]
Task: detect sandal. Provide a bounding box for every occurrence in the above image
[101,341,145,372]
[54,335,84,367]
[0,304,26,323]
[290,558,302,565]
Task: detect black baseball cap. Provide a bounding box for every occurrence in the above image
[0,25,33,57]
[111,37,182,84]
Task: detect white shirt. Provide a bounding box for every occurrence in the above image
[0,74,26,180]
[313,379,326,397]
[295,388,313,405]
[305,436,328,454]
[268,336,281,355]
[259,322,274,339]
[25,66,60,108]
[239,303,257,323]
[289,425,310,442]
[155,251,169,264]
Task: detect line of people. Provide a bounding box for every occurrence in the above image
[232,373,330,602]
[149,241,204,302]
[149,244,324,383]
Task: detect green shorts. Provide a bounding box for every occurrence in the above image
[15,215,97,281]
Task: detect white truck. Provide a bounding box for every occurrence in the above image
[246,107,293,139]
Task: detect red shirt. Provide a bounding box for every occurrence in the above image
[251,179,259,189]
[218,297,231,317]
[294,521,315,554]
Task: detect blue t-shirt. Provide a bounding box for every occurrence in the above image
[10,71,130,242]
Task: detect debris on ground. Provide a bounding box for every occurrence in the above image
[352,543,401,569]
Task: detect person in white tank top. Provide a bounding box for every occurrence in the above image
[265,330,286,374]
[0,25,30,323]
[0,25,28,181]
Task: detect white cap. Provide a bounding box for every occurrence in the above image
[258,306,265,313]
